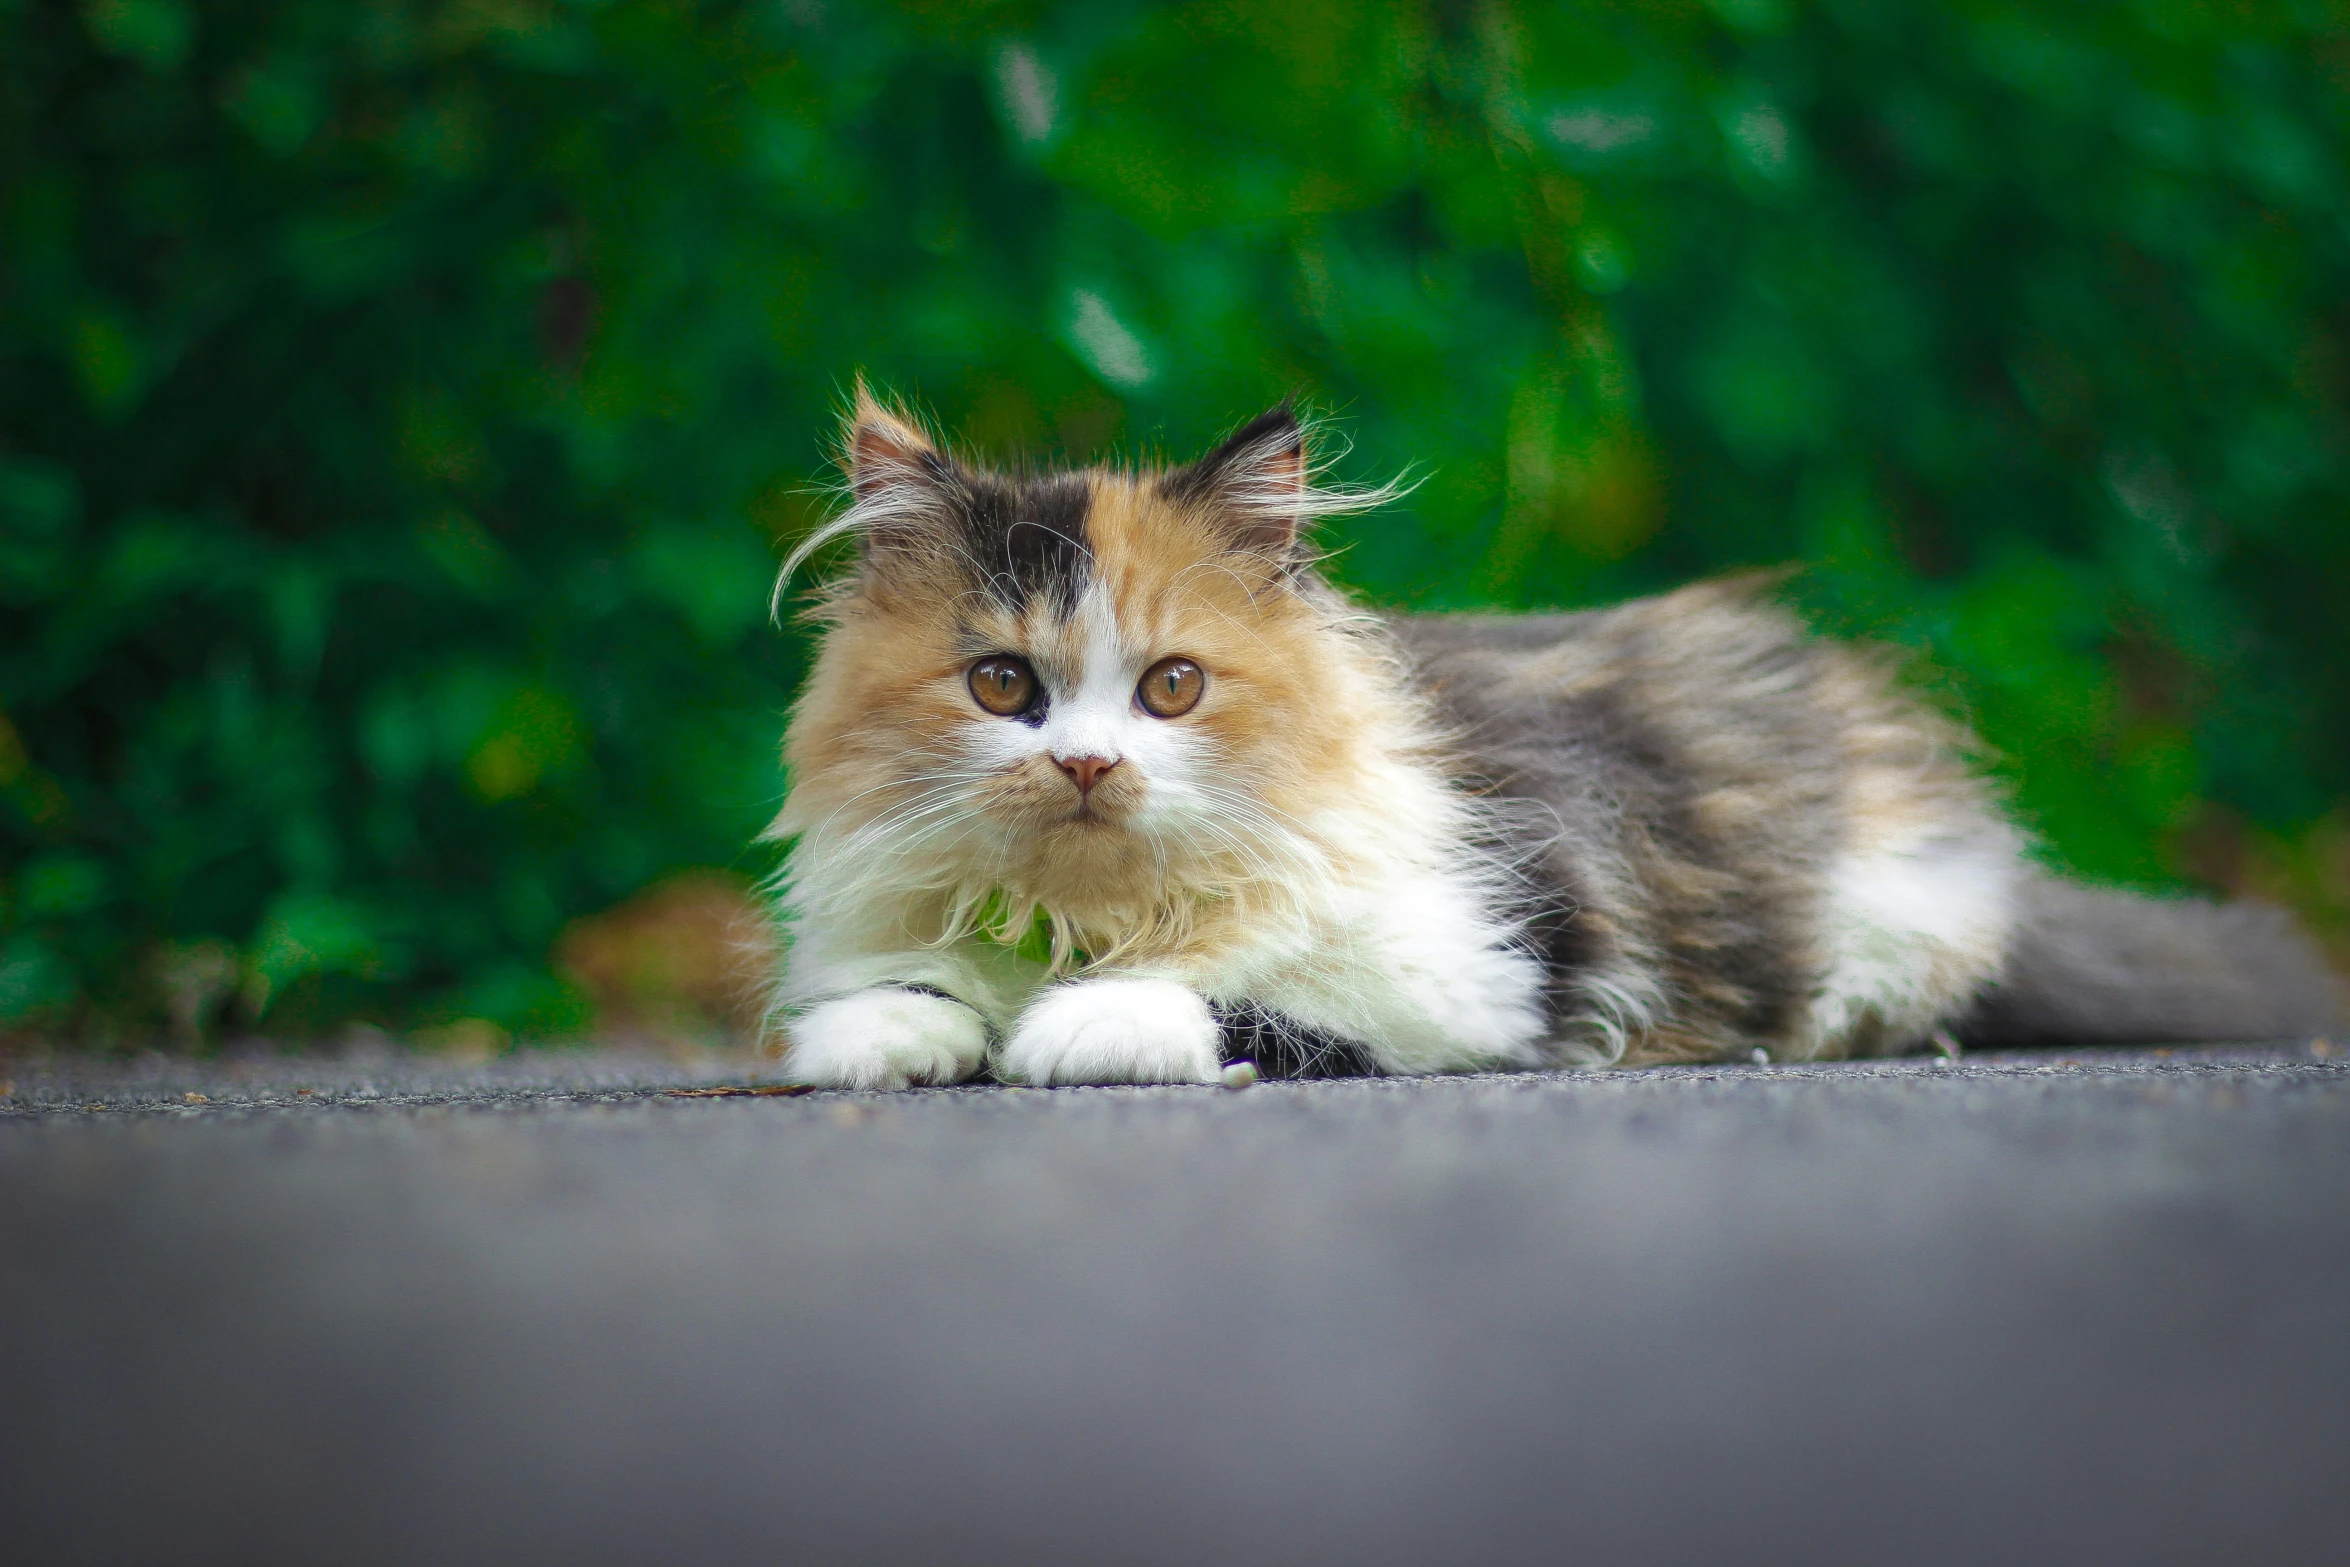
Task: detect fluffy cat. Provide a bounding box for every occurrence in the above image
[764,392,2341,1089]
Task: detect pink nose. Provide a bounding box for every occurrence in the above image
[1057,755,1118,794]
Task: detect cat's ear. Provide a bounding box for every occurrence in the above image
[1162,406,1309,560]
[781,385,957,591]
[840,382,946,506]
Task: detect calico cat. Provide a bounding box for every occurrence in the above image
[764,391,2341,1088]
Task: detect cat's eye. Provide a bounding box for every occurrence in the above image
[1137,657,1206,718]
[967,655,1038,716]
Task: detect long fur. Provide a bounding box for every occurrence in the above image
[762,395,2341,1087]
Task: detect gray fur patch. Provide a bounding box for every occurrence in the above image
[1395,590,1846,1062]
[1963,877,2343,1044]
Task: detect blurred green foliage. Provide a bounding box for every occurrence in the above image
[4,0,2347,1042]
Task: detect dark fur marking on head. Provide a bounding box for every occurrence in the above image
[954,468,1092,614]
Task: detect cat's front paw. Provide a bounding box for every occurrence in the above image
[998,977,1221,1086]
[783,988,989,1090]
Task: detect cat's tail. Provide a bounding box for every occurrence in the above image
[1959,876,2342,1045]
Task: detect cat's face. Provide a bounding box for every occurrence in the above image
[776,396,1395,912]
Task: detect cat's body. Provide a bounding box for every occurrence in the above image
[767,397,2339,1088]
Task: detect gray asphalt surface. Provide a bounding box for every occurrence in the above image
[4,1045,2347,1566]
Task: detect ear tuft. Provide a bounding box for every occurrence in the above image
[841,379,943,503]
[1160,405,1410,564]
[776,380,958,597]
[1162,405,1310,559]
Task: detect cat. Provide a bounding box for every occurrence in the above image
[763,390,2342,1089]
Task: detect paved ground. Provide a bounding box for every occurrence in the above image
[4,1045,2347,1566]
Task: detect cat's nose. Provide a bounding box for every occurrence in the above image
[1056,755,1118,794]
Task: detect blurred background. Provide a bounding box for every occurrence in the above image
[2,0,2345,1052]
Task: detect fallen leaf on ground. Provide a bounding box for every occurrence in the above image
[664,1084,816,1099]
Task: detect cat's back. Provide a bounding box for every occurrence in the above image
[1387,579,2012,1063]
[1388,578,1881,792]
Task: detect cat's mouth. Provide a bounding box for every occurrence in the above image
[980,757,1145,830]
[1055,788,1149,833]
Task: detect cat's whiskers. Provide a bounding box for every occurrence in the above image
[790,775,1004,916]
[826,783,991,863]
[1180,780,1357,894]
[1132,788,1383,981]
[1181,773,1546,1007]
[788,759,994,846]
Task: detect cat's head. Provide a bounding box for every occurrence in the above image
[772,388,1410,922]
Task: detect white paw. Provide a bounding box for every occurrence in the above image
[783,989,989,1090]
[998,978,1221,1086]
